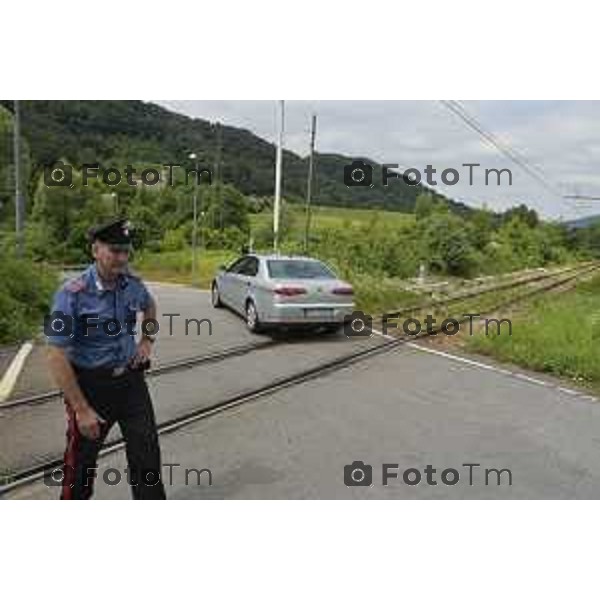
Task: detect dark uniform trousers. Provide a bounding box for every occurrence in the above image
[61,368,166,500]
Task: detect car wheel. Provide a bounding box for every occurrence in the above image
[211,283,223,308]
[245,300,262,333]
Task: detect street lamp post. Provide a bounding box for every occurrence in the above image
[200,210,206,251]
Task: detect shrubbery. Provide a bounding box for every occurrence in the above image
[0,255,58,344]
[271,204,575,281]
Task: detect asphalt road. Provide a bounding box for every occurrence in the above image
[4,281,600,499]
[0,282,379,473]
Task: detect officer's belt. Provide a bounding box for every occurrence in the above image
[72,364,131,379]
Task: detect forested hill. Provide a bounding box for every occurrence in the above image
[0,100,470,215]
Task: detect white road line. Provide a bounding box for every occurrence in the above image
[0,342,34,402]
[402,339,597,401]
[512,372,550,386]
[372,328,595,400]
[371,328,395,341]
[556,386,579,396]
[405,341,540,379]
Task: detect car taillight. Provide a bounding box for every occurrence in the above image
[273,286,307,296]
[332,286,354,295]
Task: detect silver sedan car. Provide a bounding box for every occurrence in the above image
[211,254,355,333]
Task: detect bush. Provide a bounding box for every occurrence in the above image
[203,227,248,251]
[0,292,30,343]
[0,256,58,344]
[160,227,188,252]
[419,211,480,277]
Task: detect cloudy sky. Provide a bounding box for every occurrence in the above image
[157,100,600,221]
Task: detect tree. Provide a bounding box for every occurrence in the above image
[414,192,435,221]
[29,163,113,261]
[502,204,539,228]
[420,211,479,276]
[469,207,495,250]
[202,183,250,233]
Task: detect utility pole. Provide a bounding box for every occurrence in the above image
[13,100,24,258]
[303,114,317,254]
[273,100,284,254]
[215,122,223,230]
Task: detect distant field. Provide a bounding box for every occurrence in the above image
[250,205,414,232]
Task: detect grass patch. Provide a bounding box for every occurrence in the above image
[351,276,423,316]
[465,275,600,392]
[250,205,414,235]
[133,249,239,289]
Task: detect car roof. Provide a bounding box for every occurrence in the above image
[248,254,323,261]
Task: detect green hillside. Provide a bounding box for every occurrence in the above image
[0,100,467,215]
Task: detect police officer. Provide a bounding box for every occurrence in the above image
[46,217,166,500]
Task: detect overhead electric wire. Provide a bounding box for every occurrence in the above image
[564,194,600,201]
[439,99,561,198]
[449,100,549,180]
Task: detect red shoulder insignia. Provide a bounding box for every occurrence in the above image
[64,277,86,293]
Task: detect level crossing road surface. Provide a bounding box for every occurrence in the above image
[6,289,600,499]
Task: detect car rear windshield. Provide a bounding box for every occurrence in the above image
[266,260,336,279]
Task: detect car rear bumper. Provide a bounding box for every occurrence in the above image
[261,302,355,324]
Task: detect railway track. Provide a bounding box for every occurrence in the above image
[0,339,280,410]
[0,262,594,412]
[1,261,596,496]
[385,262,593,317]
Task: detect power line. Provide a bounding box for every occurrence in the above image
[564,194,600,201]
[441,99,558,195]
[451,100,549,181]
[439,100,561,198]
